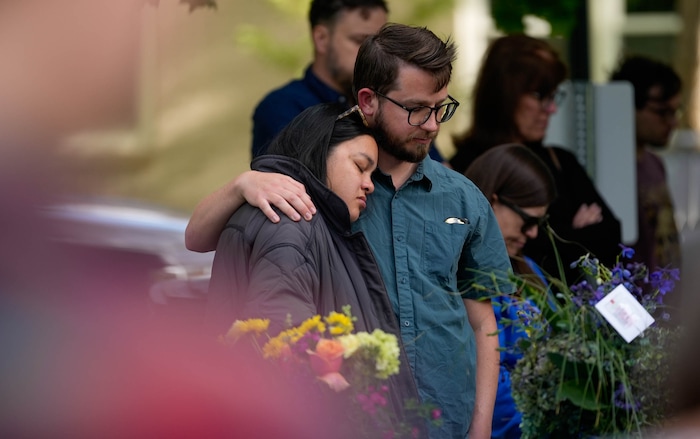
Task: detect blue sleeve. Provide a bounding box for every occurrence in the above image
[458,188,514,299]
[251,92,309,158]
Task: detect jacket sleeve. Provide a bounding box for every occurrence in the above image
[246,223,321,334]
[552,147,622,265]
[524,146,623,282]
[207,218,320,336]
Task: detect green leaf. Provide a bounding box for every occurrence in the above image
[490,0,582,37]
[556,380,606,411]
[548,352,597,381]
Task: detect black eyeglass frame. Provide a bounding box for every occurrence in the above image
[644,101,684,121]
[531,89,567,110]
[499,198,549,233]
[371,89,459,126]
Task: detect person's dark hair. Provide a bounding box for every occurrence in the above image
[453,34,567,159]
[353,23,456,96]
[466,143,557,208]
[309,0,388,29]
[267,103,373,183]
[610,55,682,109]
[466,143,557,282]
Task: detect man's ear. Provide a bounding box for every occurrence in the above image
[357,88,376,117]
[311,25,330,55]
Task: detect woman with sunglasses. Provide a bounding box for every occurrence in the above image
[451,34,621,284]
[465,143,557,439]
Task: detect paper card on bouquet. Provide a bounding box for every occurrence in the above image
[595,284,655,343]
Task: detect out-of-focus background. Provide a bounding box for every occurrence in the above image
[59,0,458,211]
[60,0,698,211]
[46,0,700,309]
[2,3,697,435]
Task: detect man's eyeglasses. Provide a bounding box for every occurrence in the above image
[371,89,459,126]
[645,105,683,121]
[531,89,566,110]
[499,198,549,233]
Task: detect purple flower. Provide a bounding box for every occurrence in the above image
[613,383,641,410]
[619,244,635,259]
[649,267,680,301]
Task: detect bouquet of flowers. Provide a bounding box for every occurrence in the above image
[221,305,441,438]
[500,245,682,438]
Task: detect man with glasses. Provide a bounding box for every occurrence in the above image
[187,23,512,438]
[611,56,682,274]
[250,0,445,163]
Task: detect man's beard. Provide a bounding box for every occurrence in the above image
[374,110,430,163]
[326,50,353,101]
[646,131,673,149]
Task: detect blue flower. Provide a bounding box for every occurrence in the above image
[619,244,635,259]
[613,383,641,410]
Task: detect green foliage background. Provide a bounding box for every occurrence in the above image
[234,0,457,73]
[490,0,582,37]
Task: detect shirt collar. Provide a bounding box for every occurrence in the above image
[373,157,434,192]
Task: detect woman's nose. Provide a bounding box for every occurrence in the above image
[364,178,374,194]
[524,225,539,239]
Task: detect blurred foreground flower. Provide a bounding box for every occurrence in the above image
[221,305,441,438]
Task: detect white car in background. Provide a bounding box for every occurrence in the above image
[42,196,213,325]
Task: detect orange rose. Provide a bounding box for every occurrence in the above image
[307,339,344,376]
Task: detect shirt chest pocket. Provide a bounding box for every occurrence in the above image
[421,221,470,286]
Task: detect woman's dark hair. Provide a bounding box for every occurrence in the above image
[466,143,556,208]
[353,23,456,96]
[453,34,567,162]
[266,103,373,183]
[467,143,557,282]
[309,0,388,29]
[610,55,681,109]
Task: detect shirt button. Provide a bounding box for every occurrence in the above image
[404,321,411,327]
[401,278,407,284]
[397,236,403,242]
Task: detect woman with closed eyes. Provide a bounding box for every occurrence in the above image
[205,102,421,436]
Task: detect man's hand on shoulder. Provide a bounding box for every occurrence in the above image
[184,171,317,253]
[239,171,316,223]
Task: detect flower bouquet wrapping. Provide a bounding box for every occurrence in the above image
[221,306,441,438]
[499,245,682,438]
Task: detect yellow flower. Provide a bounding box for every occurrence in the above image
[325,311,354,336]
[296,315,326,336]
[262,336,288,359]
[262,327,299,358]
[243,318,270,333]
[223,318,270,343]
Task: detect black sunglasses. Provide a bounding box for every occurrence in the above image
[499,198,549,233]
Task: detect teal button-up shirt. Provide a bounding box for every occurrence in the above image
[354,157,512,438]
